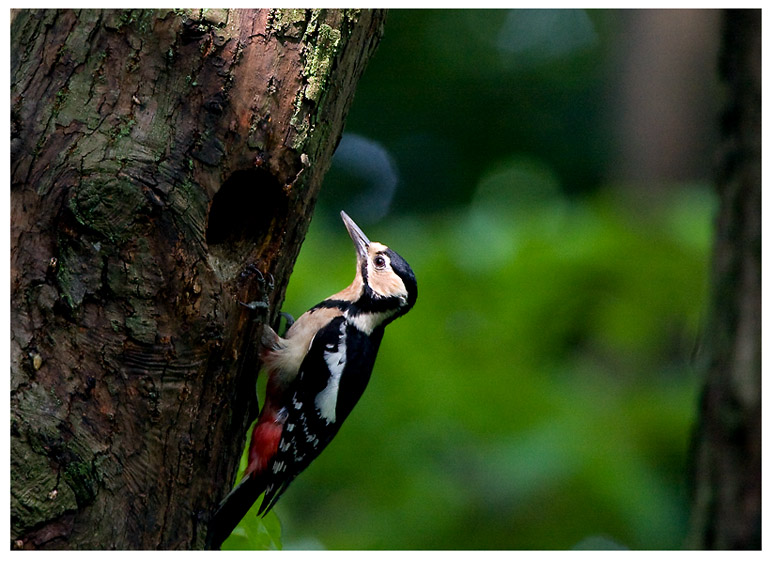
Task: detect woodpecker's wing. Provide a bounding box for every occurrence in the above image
[257,313,383,515]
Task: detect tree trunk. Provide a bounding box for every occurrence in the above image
[686,9,760,550]
[10,8,385,550]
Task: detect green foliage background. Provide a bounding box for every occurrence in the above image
[226,10,717,550]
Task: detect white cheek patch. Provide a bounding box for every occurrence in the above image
[315,322,347,423]
[370,271,408,301]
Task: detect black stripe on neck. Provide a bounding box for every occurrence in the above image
[313,292,405,316]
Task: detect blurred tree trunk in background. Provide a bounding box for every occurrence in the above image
[687,9,760,550]
[611,9,721,194]
[10,8,385,549]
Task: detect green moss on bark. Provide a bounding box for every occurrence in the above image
[304,24,341,103]
[267,8,308,38]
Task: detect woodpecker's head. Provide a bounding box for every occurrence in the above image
[336,211,417,327]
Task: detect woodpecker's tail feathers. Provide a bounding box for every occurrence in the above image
[207,474,265,550]
[257,480,290,516]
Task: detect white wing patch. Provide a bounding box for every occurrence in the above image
[315,322,347,423]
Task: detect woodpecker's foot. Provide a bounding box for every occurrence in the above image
[238,264,274,315]
[238,299,269,311]
[278,311,295,336]
[240,264,274,290]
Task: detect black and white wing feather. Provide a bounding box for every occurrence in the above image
[257,315,383,514]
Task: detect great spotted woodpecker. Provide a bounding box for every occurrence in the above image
[209,211,417,548]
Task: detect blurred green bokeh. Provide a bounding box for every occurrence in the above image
[230,9,718,550]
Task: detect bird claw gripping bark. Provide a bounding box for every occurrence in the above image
[237,265,294,336]
[238,264,274,313]
[278,311,295,335]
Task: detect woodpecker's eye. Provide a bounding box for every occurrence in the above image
[373,255,387,269]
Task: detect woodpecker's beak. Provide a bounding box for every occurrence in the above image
[340,211,370,262]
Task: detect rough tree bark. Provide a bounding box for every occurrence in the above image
[686,9,760,550]
[10,8,386,550]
